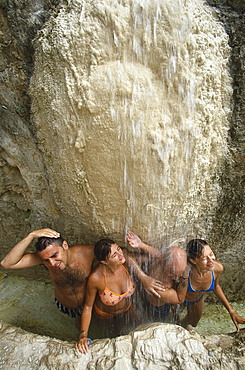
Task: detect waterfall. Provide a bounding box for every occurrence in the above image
[29,0,232,246]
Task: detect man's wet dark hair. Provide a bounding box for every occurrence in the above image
[186,239,208,261]
[94,239,115,262]
[35,235,64,252]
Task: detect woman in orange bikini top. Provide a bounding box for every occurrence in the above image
[76,238,136,354]
[97,263,135,308]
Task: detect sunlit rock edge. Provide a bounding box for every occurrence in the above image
[0,320,245,369]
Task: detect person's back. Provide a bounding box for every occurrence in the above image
[146,247,189,307]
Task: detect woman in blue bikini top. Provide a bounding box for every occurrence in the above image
[181,239,245,331]
[187,269,215,294]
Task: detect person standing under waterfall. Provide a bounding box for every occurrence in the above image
[127,231,190,322]
[76,237,166,354]
[0,228,96,323]
[179,239,245,332]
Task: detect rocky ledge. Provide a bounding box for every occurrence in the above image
[0,321,245,369]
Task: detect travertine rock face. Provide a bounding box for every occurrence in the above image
[29,0,232,245]
[0,321,245,369]
[0,0,244,298]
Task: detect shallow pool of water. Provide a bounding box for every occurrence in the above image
[0,274,244,342]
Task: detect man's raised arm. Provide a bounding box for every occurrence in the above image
[127,230,162,258]
[1,228,60,269]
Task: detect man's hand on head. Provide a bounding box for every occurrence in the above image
[30,229,60,239]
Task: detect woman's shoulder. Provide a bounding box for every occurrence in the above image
[214,260,224,274]
[88,264,103,283]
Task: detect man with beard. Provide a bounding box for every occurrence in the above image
[1,229,164,323]
[1,228,95,321]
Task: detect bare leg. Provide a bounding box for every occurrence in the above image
[181,296,205,328]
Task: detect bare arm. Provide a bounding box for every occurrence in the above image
[76,276,98,354]
[127,230,161,258]
[213,268,245,332]
[125,251,165,298]
[172,272,189,304]
[150,278,188,304]
[0,228,60,269]
[148,265,190,305]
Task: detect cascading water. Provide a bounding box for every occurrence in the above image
[2,2,245,368]
[29,0,232,247]
[0,0,235,341]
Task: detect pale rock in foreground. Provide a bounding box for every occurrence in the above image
[0,321,244,369]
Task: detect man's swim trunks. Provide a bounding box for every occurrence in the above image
[55,298,82,318]
[148,302,171,321]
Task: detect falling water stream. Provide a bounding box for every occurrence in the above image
[28,0,232,245]
[1,0,243,350]
[1,274,244,342]
[107,0,198,242]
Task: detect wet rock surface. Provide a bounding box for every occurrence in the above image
[0,0,244,301]
[0,1,244,367]
[0,273,244,368]
[1,321,245,370]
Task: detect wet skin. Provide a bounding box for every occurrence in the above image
[92,244,134,315]
[146,247,188,307]
[76,243,136,354]
[0,228,95,310]
[39,242,95,309]
[181,244,245,331]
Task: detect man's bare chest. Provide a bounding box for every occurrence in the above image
[51,266,87,288]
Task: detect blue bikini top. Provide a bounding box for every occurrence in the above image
[187,270,215,293]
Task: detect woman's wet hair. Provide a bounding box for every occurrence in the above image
[35,236,64,252]
[94,239,115,262]
[186,239,208,261]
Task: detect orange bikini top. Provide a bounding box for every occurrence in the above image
[99,264,135,306]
